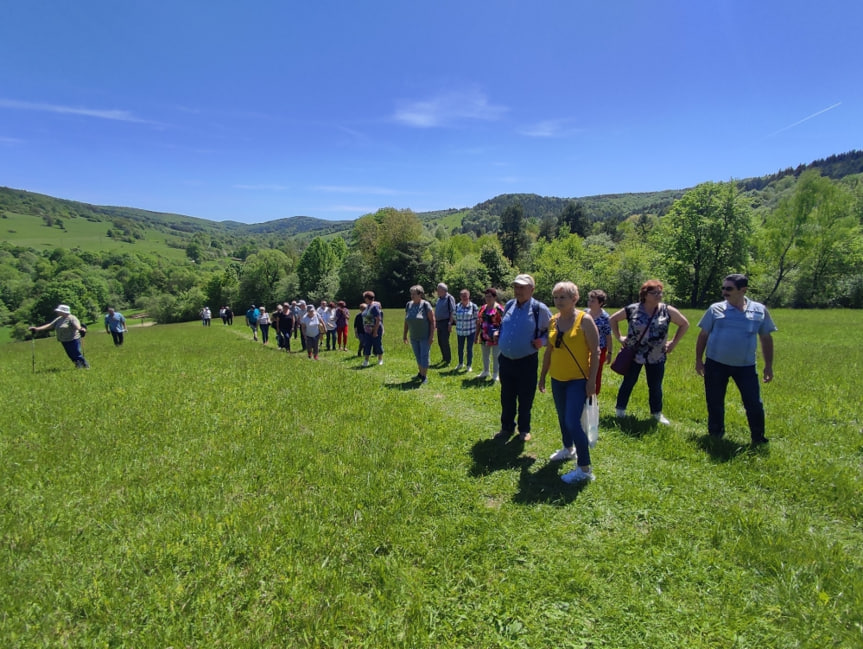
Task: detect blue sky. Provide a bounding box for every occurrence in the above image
[2,1,860,224]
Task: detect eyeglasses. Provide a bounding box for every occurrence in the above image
[646,289,663,295]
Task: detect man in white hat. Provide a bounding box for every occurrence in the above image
[493,274,551,443]
[28,304,90,369]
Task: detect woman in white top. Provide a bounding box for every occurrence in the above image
[301,305,326,360]
[257,307,271,345]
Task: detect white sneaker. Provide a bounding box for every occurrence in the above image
[362,360,369,367]
[477,371,489,378]
[561,467,595,484]
[549,447,576,462]
[456,363,464,370]
[377,359,384,365]
[466,366,472,372]
[615,408,626,418]
[491,374,499,382]
[654,413,670,425]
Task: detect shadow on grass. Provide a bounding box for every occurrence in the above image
[689,433,769,462]
[610,415,659,439]
[459,376,497,389]
[34,367,66,375]
[383,377,424,391]
[512,461,585,506]
[469,437,534,477]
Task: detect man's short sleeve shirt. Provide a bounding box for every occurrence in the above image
[698,298,777,366]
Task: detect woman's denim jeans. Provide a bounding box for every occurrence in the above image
[615,360,666,414]
[551,378,590,466]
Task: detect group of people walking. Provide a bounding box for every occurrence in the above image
[30,272,776,486]
[243,300,351,359]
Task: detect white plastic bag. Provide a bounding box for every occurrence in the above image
[582,396,599,447]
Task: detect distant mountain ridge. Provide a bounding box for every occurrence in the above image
[2,149,861,244]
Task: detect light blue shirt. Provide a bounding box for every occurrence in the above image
[105,312,126,332]
[498,297,551,359]
[698,298,776,366]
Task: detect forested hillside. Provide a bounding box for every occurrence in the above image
[2,150,862,340]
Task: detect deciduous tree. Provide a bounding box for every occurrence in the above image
[657,182,752,307]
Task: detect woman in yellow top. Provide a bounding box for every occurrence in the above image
[539,282,600,484]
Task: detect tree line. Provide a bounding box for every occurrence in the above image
[3,167,862,341]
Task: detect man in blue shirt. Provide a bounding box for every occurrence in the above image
[493,274,552,443]
[104,307,127,346]
[246,304,260,341]
[695,274,777,445]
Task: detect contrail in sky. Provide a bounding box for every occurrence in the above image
[769,102,842,137]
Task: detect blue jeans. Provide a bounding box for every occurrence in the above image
[457,334,474,367]
[499,353,539,434]
[61,339,87,366]
[410,338,431,369]
[551,378,590,465]
[615,360,666,414]
[704,358,765,439]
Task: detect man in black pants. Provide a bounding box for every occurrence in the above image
[493,274,551,443]
[434,283,456,366]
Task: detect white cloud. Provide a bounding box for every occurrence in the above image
[0,98,155,124]
[393,88,507,128]
[518,118,582,138]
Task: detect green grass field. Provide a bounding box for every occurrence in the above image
[1,310,861,648]
[1,211,188,259]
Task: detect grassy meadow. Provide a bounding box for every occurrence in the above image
[1,309,861,648]
[1,210,188,259]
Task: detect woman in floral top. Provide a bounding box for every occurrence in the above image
[586,289,613,395]
[609,280,689,424]
[475,287,504,381]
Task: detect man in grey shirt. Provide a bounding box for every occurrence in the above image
[434,283,456,366]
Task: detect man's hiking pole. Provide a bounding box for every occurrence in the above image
[31,334,36,374]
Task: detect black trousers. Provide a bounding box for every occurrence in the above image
[499,352,539,434]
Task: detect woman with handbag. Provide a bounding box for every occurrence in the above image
[609,280,689,424]
[539,282,601,484]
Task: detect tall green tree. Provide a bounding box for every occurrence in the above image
[758,169,824,304]
[498,202,529,264]
[442,255,490,301]
[559,200,589,237]
[240,249,291,308]
[657,182,752,307]
[791,177,861,306]
[297,237,339,299]
[478,240,513,289]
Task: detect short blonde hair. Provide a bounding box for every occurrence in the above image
[552,281,579,300]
